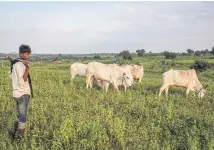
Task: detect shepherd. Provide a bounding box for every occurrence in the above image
[8,44,33,140]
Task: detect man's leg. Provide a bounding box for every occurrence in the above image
[8,99,20,140]
[16,95,30,139]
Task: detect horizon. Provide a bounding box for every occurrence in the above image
[0,1,214,54]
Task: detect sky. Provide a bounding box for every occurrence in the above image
[0,1,214,54]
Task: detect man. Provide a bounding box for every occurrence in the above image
[8,44,32,140]
[112,59,119,65]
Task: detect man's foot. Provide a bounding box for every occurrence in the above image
[8,120,19,140]
[8,128,16,140]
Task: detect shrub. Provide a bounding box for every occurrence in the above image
[119,50,132,60]
[190,60,211,72]
[163,51,177,59]
[94,55,101,59]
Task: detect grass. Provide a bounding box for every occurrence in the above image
[0,56,214,149]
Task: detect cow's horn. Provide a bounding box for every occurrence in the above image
[204,85,208,89]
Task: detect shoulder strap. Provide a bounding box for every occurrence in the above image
[10,58,20,73]
[28,74,34,98]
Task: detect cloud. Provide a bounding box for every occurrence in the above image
[0,1,214,54]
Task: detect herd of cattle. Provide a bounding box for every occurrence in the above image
[70,61,208,98]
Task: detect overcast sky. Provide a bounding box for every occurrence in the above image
[0,1,214,54]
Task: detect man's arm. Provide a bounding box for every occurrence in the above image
[23,66,30,82]
[22,60,30,82]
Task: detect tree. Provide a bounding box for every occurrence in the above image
[190,60,211,72]
[187,49,194,55]
[136,49,145,57]
[211,46,214,56]
[94,55,101,59]
[200,49,209,55]
[53,57,59,61]
[119,50,132,60]
[163,51,177,59]
[194,51,201,56]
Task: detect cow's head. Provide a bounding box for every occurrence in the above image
[122,72,134,87]
[197,85,208,98]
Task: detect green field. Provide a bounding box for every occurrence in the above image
[0,56,214,149]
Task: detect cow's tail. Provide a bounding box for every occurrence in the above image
[70,65,73,76]
[70,64,74,82]
[162,72,166,83]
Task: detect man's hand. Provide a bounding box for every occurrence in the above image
[7,56,12,61]
[22,60,30,67]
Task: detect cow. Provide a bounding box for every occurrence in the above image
[70,62,87,81]
[86,62,134,92]
[123,65,144,83]
[92,68,133,92]
[159,69,208,98]
[69,62,112,89]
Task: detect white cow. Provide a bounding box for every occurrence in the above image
[123,65,144,83]
[159,69,208,98]
[69,62,113,89]
[93,66,134,92]
[86,62,134,92]
[70,62,87,81]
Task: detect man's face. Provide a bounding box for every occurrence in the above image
[20,52,31,60]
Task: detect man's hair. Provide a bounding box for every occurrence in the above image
[19,44,31,54]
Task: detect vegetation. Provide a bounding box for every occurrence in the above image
[119,50,132,60]
[190,60,211,72]
[163,51,177,59]
[211,47,214,56]
[195,51,202,57]
[136,49,145,57]
[0,55,214,149]
[187,49,194,55]
[93,55,101,59]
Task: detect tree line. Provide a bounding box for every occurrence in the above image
[118,46,214,60]
[1,46,214,61]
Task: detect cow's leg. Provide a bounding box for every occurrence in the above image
[86,75,92,89]
[188,87,196,97]
[89,77,94,88]
[186,88,190,96]
[105,82,110,93]
[124,85,127,92]
[165,86,170,97]
[138,76,142,83]
[159,84,168,96]
[113,82,119,93]
[70,74,76,83]
[193,92,196,97]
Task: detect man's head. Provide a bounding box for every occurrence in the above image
[19,44,31,60]
[122,71,134,87]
